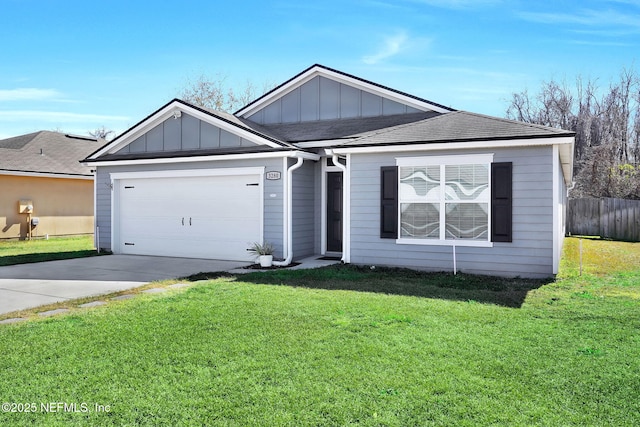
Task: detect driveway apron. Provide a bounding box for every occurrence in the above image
[0,255,248,315]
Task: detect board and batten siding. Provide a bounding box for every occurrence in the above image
[245,76,422,125]
[348,146,556,278]
[94,157,285,257]
[291,160,316,259]
[116,112,256,155]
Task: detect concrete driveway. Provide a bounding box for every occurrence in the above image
[0,255,248,315]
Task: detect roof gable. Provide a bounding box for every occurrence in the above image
[86,99,293,161]
[114,112,260,156]
[236,64,454,125]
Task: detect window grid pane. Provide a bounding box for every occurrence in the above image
[400,203,439,238]
[445,164,488,201]
[445,203,489,240]
[400,166,440,201]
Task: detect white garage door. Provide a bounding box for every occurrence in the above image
[116,172,261,261]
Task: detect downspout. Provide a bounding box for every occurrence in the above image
[273,156,304,266]
[330,152,349,264]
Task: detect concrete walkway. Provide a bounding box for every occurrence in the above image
[0,255,249,315]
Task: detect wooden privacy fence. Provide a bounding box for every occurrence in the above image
[567,198,640,242]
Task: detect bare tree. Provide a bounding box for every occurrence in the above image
[505,67,640,199]
[506,89,536,124]
[179,73,228,111]
[178,73,275,113]
[89,126,115,141]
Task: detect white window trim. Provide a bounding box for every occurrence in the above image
[321,157,345,254]
[396,154,494,248]
[396,154,493,167]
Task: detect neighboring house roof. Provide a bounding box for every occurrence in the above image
[344,111,575,147]
[0,131,100,177]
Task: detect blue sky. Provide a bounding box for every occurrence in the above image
[1,0,639,139]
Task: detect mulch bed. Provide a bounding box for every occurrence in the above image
[243,262,301,270]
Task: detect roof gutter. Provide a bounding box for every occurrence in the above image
[331,136,575,155]
[81,150,319,167]
[273,153,307,266]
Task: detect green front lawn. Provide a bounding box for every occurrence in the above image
[0,238,638,426]
[0,235,99,266]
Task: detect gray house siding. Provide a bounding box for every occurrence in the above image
[291,160,316,259]
[94,157,285,257]
[117,113,256,155]
[95,167,112,251]
[348,146,555,278]
[245,76,422,125]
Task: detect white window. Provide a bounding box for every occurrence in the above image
[397,154,493,247]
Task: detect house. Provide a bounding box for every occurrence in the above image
[83,65,574,278]
[1,131,101,240]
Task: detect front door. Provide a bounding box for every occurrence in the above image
[326,172,343,252]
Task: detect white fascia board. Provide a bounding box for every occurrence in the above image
[236,65,450,118]
[332,136,575,183]
[88,101,283,160]
[84,150,320,167]
[0,170,93,180]
[88,101,181,159]
[331,136,575,154]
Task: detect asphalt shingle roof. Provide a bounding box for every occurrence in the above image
[0,131,101,176]
[247,111,441,143]
[344,111,575,147]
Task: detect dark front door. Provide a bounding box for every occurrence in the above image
[326,172,343,252]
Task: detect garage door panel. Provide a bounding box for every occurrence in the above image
[120,217,183,236]
[117,173,261,261]
[192,218,260,240]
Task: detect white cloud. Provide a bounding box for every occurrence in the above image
[363,32,411,65]
[0,88,63,102]
[518,8,640,30]
[0,110,129,123]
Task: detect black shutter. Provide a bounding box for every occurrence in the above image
[491,162,513,242]
[380,166,398,239]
